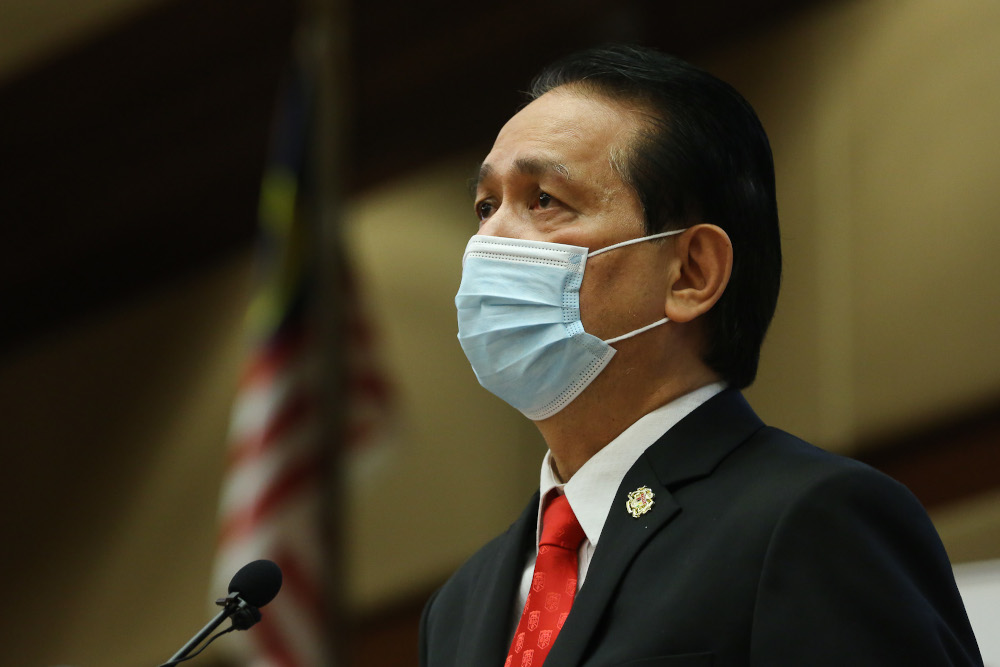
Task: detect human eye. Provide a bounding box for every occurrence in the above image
[531,191,558,210]
[475,198,496,221]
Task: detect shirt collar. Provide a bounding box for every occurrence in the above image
[535,381,726,549]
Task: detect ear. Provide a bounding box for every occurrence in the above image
[664,224,733,323]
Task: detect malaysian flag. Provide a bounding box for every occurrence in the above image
[211,49,393,665]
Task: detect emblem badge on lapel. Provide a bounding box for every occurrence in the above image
[626,486,655,518]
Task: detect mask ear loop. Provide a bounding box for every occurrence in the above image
[590,228,686,345]
[603,317,669,344]
[586,228,687,258]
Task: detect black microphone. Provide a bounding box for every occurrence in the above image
[228,559,282,608]
[159,560,283,666]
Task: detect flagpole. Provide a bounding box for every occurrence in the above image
[302,0,351,662]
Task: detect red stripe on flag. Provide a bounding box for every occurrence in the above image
[274,547,327,629]
[348,369,392,402]
[227,389,315,467]
[218,454,325,545]
[241,325,308,388]
[346,419,380,447]
[253,612,300,667]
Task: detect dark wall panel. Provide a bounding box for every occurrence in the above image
[0,0,297,354]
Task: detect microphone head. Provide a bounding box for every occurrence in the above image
[228,559,282,608]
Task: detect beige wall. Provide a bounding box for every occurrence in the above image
[0,255,254,665]
[716,0,1000,451]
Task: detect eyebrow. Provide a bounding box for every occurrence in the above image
[472,157,572,196]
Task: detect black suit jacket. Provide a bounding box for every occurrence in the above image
[420,390,983,666]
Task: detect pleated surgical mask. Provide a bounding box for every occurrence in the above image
[455,229,685,420]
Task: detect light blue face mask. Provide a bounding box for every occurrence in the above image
[455,229,686,420]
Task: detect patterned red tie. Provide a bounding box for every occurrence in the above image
[505,494,586,667]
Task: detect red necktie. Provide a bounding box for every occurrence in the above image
[505,494,586,667]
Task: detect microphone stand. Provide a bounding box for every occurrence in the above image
[162,593,262,666]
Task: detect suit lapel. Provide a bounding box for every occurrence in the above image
[546,454,681,666]
[545,390,765,666]
[456,492,539,666]
[644,390,765,490]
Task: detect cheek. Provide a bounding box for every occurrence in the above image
[578,257,633,337]
[579,252,669,338]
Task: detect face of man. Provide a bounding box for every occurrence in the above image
[473,86,675,346]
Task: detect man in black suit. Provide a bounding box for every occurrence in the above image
[421,44,982,666]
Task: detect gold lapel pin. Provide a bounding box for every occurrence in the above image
[626,486,655,518]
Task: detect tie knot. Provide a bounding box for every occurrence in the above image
[539,494,586,550]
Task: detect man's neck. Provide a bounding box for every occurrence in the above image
[535,366,721,481]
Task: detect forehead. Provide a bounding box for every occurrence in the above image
[479,88,641,186]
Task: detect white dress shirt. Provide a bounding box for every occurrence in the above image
[513,382,726,627]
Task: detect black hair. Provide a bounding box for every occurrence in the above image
[530,44,782,389]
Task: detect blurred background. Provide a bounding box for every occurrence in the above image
[1,0,999,665]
